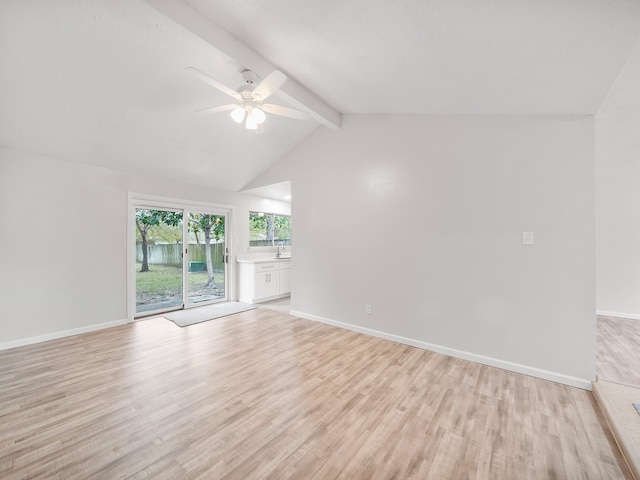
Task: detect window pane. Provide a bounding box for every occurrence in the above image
[135,208,183,314]
[249,212,291,247]
[274,215,291,245]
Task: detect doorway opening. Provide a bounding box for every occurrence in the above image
[130,197,231,319]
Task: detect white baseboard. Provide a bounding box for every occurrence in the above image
[0,318,129,352]
[596,310,640,321]
[290,310,593,391]
[240,293,290,305]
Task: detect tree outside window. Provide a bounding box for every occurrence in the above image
[249,212,291,247]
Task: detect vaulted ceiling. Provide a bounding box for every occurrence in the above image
[186,0,640,115]
[1,0,639,193]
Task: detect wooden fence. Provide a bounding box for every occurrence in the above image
[136,243,225,270]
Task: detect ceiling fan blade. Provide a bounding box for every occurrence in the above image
[187,67,241,100]
[262,103,309,119]
[252,70,287,101]
[195,104,238,114]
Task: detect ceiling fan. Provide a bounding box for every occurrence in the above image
[187,67,309,130]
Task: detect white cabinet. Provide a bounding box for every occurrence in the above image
[279,266,291,295]
[255,271,279,299]
[237,259,291,304]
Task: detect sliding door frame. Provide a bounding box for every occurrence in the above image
[183,208,229,310]
[132,204,185,318]
[127,193,234,322]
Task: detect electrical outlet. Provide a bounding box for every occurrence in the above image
[365,304,372,315]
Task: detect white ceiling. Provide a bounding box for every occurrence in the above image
[599,38,640,115]
[1,0,639,193]
[0,0,320,192]
[187,0,640,115]
[242,181,292,203]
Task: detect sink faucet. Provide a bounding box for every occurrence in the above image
[276,241,284,258]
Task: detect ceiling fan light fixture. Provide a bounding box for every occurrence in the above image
[245,115,258,130]
[252,107,266,124]
[230,105,246,124]
[189,67,306,130]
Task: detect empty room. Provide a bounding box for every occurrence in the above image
[2,1,640,479]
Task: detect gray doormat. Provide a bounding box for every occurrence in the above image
[163,302,256,327]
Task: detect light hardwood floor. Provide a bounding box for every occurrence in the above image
[0,310,632,479]
[597,315,640,387]
[595,315,640,479]
[593,381,640,480]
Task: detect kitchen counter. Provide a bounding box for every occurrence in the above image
[236,255,291,264]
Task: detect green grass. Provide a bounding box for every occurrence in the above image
[136,264,224,295]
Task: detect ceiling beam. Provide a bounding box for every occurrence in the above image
[140,0,341,129]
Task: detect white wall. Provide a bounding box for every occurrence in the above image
[252,114,596,387]
[596,113,640,318]
[0,146,289,347]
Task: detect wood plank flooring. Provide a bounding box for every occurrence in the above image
[0,310,632,479]
[593,381,640,479]
[597,315,640,388]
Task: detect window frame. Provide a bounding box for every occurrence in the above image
[248,211,291,249]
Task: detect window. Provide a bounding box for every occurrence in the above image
[249,212,291,247]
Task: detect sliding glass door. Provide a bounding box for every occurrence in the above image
[186,212,227,307]
[135,208,184,315]
[133,204,229,317]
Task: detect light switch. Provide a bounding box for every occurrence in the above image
[522,232,534,245]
